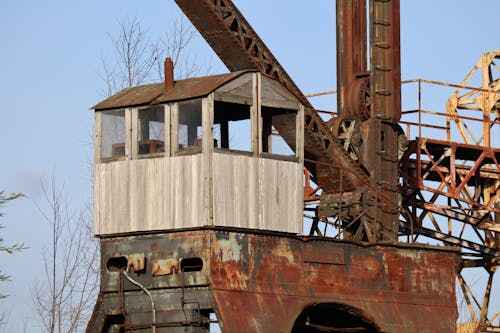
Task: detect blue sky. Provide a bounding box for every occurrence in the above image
[0,0,499,331]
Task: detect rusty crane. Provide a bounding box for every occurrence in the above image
[86,1,499,332]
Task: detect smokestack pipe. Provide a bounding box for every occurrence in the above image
[164,57,174,90]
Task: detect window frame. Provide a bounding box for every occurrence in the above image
[212,101,254,154]
[260,106,299,160]
[96,108,129,163]
[174,98,204,156]
[134,105,169,159]
[94,73,304,164]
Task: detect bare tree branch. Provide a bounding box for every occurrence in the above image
[98,54,118,98]
[100,15,212,97]
[101,16,157,94]
[157,15,199,80]
[31,173,98,333]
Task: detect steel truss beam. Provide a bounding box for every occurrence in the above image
[174,0,370,194]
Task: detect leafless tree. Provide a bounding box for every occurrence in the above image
[0,190,25,324]
[153,15,202,80]
[31,174,98,333]
[100,15,211,97]
[99,16,156,95]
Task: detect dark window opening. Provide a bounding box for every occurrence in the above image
[103,314,125,333]
[261,106,297,156]
[213,101,252,152]
[181,257,203,272]
[291,303,380,333]
[106,256,128,272]
[138,106,165,155]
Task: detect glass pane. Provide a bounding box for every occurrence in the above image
[262,107,297,156]
[178,99,202,150]
[138,107,165,155]
[213,101,252,152]
[101,109,126,158]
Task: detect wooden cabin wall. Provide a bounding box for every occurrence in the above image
[93,75,304,236]
[94,155,206,235]
[212,152,303,233]
[94,152,302,235]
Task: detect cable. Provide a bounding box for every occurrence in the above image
[123,270,156,333]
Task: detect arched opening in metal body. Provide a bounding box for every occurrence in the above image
[291,303,380,333]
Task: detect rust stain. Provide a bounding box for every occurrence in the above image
[89,229,459,332]
[126,253,145,272]
[151,257,179,276]
[92,71,252,111]
[208,231,459,333]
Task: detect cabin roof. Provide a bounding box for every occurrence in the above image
[92,70,255,111]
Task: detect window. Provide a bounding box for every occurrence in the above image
[101,109,126,158]
[262,107,297,157]
[213,101,252,152]
[138,107,165,155]
[178,99,202,152]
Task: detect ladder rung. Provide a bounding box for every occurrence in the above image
[375,90,392,96]
[375,65,391,72]
[374,42,391,49]
[373,20,391,26]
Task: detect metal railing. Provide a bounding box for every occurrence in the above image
[307,78,500,148]
[400,79,499,147]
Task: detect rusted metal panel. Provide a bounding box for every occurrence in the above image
[302,242,345,265]
[87,288,214,333]
[155,71,251,103]
[152,257,180,276]
[93,71,250,111]
[87,229,459,332]
[99,230,211,292]
[92,83,164,110]
[208,230,459,333]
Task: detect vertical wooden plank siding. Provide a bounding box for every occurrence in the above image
[212,153,302,233]
[94,155,206,235]
[203,94,215,226]
[253,73,263,228]
[95,154,302,235]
